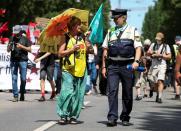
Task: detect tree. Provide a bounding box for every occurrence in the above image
[142,0,181,44]
[0,0,111,37]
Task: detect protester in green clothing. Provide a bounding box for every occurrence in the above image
[56,16,93,124]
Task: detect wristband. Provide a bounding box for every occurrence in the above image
[134,60,140,64]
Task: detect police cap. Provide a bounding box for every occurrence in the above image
[111,9,127,19]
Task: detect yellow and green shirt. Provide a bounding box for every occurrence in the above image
[63,36,86,77]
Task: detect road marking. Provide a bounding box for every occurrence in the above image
[84,101,90,106]
[34,121,57,131]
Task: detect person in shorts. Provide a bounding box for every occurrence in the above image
[34,52,56,101]
[147,32,171,103]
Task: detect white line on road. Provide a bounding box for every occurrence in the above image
[84,101,90,106]
[34,121,57,131]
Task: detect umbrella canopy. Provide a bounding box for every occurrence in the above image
[38,8,89,54]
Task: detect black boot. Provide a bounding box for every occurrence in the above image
[174,95,180,100]
[38,96,45,102]
[20,81,25,101]
[155,95,159,102]
[20,94,25,101]
[107,120,117,127]
[149,90,153,98]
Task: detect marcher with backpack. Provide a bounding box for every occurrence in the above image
[147,32,171,103]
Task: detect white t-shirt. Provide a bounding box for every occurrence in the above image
[87,44,97,63]
[87,54,95,63]
[148,43,171,66]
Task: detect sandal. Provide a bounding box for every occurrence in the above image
[69,118,78,124]
[50,92,56,100]
[59,118,67,124]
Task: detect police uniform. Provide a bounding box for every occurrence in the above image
[102,9,142,125]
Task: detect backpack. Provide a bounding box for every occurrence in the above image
[152,43,167,55]
[152,43,172,69]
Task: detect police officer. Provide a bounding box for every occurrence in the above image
[102,9,142,126]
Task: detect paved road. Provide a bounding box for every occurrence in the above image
[0,88,181,131]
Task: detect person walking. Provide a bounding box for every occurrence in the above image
[56,16,93,124]
[172,36,181,99]
[174,37,181,98]
[175,53,181,84]
[7,30,31,102]
[147,32,171,103]
[54,54,62,95]
[102,9,142,126]
[86,44,98,95]
[34,52,56,101]
[135,39,152,100]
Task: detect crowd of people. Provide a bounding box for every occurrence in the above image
[4,7,181,127]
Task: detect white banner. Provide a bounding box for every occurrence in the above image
[0,45,52,91]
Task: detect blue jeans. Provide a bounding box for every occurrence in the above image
[10,61,28,97]
[85,62,97,93]
[54,62,62,94]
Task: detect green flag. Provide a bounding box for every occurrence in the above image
[89,4,103,44]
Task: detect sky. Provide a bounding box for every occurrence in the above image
[110,0,156,33]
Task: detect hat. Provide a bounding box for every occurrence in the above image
[111,9,127,19]
[175,35,181,45]
[144,39,151,45]
[155,32,164,41]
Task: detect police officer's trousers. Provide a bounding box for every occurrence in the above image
[107,61,134,122]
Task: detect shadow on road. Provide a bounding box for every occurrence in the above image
[97,121,122,126]
[135,105,181,131]
[35,119,84,125]
[35,120,58,122]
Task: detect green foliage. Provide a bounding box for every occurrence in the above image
[142,0,181,44]
[0,0,111,37]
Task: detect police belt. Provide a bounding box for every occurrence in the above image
[108,56,134,61]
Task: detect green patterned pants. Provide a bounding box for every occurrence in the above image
[56,71,87,119]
